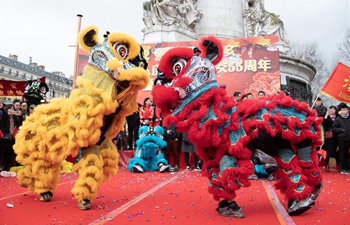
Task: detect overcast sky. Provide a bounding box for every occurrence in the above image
[0,0,348,77]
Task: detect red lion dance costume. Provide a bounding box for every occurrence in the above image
[151,36,323,218]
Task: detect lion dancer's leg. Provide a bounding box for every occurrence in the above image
[71,145,104,210]
[100,140,119,180]
[274,139,321,216]
[202,152,254,218]
[296,141,323,202]
[17,161,61,202]
[16,139,66,202]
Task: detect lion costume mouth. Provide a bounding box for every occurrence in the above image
[151,38,222,116]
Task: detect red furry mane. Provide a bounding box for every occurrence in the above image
[158,47,193,80]
[199,36,223,65]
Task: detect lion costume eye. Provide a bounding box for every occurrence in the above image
[172,58,187,75]
[113,43,129,59]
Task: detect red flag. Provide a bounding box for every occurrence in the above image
[320,62,350,103]
[78,48,89,76]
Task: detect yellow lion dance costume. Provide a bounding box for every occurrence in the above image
[13,25,150,210]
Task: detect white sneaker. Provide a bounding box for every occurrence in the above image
[194,166,201,171]
[132,165,143,173]
[0,171,16,177]
[186,166,191,170]
[248,174,259,180]
[159,164,169,173]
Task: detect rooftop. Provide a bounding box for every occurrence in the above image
[0,54,72,85]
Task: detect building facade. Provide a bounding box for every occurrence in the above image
[0,54,72,104]
[142,0,316,104]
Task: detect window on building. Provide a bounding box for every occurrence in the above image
[8,69,12,75]
[0,67,4,73]
[16,71,19,77]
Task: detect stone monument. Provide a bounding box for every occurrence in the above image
[142,0,315,104]
[142,0,202,42]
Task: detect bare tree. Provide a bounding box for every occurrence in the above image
[290,40,328,97]
[338,29,350,63]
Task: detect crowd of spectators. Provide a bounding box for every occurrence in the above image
[0,99,37,177]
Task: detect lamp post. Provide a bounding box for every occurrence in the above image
[72,14,83,89]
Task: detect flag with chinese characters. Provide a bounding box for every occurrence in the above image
[320,62,350,103]
[0,77,45,97]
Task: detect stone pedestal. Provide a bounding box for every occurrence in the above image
[143,25,197,43]
[195,0,244,38]
[279,54,316,104]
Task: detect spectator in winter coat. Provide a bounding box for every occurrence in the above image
[312,97,327,117]
[163,123,180,171]
[332,103,350,174]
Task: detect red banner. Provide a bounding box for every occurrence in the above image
[77,48,89,76]
[321,62,350,103]
[0,77,46,97]
[77,36,280,103]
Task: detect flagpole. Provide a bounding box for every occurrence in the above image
[72,14,83,89]
[311,92,322,109]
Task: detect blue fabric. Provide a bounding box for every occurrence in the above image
[297,146,312,162]
[173,82,218,115]
[277,148,295,163]
[289,174,301,183]
[199,106,217,129]
[229,118,246,145]
[271,106,307,122]
[254,164,268,175]
[127,150,168,172]
[127,125,169,172]
[219,155,238,174]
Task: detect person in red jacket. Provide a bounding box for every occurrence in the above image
[140,97,155,126]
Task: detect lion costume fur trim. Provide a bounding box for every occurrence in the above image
[14,63,149,197]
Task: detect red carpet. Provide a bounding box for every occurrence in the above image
[0,167,349,225]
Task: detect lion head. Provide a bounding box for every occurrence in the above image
[151,36,223,116]
[78,25,150,94]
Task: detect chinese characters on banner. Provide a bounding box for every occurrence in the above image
[0,77,46,97]
[320,62,350,104]
[0,80,27,97]
[77,36,280,102]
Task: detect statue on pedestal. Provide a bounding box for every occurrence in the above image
[143,0,202,31]
[243,0,291,54]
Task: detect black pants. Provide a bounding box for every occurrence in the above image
[128,126,139,150]
[164,140,180,167]
[0,138,15,171]
[338,139,350,170]
[116,130,128,150]
[184,152,198,168]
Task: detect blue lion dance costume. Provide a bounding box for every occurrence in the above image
[127,126,170,173]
